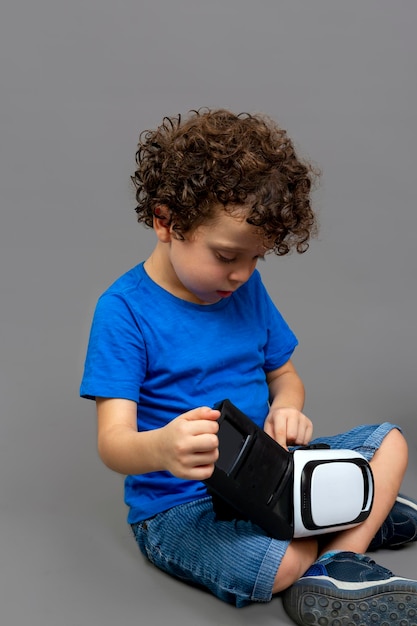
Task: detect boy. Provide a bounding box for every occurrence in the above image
[80,109,417,624]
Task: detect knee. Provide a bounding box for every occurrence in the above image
[374,427,408,468]
[392,427,408,455]
[387,426,408,447]
[272,538,317,594]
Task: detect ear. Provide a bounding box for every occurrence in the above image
[153,205,173,242]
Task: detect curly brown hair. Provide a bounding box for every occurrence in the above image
[132,108,319,255]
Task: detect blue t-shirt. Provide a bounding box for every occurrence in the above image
[80,262,298,523]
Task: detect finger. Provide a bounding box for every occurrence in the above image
[182,407,221,422]
[185,419,219,436]
[272,425,289,450]
[180,447,219,476]
[194,447,219,464]
[285,420,301,445]
[301,422,313,445]
[263,419,275,439]
[191,432,219,453]
[296,419,313,445]
[186,463,217,481]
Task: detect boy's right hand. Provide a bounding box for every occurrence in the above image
[159,407,220,480]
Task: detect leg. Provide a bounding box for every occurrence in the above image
[132,496,293,607]
[281,430,417,625]
[272,537,318,594]
[276,428,408,595]
[320,427,408,555]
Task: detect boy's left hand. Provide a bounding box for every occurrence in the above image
[264,407,313,450]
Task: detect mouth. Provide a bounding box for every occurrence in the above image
[216,290,233,298]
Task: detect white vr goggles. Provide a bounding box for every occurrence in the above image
[204,400,374,539]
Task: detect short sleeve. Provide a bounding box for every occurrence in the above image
[80,293,147,402]
[261,285,298,372]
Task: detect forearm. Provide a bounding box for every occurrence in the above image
[96,398,220,480]
[268,369,305,412]
[264,361,312,448]
[98,425,165,475]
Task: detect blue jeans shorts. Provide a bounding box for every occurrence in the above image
[131,422,399,607]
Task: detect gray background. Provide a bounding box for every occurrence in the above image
[1,1,416,624]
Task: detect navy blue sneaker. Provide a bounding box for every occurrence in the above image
[282,551,417,626]
[369,493,417,551]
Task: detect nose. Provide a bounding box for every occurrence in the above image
[228,261,257,285]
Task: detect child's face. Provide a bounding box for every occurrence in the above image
[167,206,271,305]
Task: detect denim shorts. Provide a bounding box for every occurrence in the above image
[131,421,399,607]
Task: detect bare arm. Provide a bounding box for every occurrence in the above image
[96,397,220,480]
[264,359,313,449]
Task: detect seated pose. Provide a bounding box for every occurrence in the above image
[80,108,417,625]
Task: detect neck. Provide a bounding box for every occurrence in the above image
[144,242,198,303]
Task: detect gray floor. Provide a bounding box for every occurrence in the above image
[1,1,417,624]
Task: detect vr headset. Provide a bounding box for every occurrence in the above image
[204,399,374,540]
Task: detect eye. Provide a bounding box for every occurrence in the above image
[216,254,236,264]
